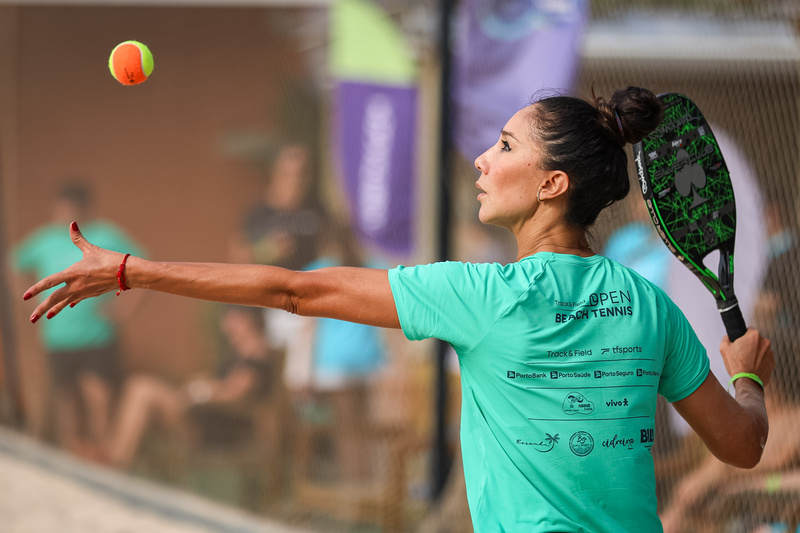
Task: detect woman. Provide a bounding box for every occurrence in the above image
[25,87,773,532]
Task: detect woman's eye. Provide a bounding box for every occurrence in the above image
[501,140,511,152]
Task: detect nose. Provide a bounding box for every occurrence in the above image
[474,151,487,172]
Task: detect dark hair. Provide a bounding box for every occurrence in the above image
[526,87,663,228]
[57,182,92,212]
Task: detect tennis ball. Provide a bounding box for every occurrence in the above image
[108,40,154,86]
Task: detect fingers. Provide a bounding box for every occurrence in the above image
[23,222,87,302]
[23,271,68,302]
[44,297,75,321]
[720,328,775,388]
[756,335,775,388]
[27,286,85,323]
[721,327,758,350]
[28,285,70,323]
[70,220,92,253]
[24,222,98,319]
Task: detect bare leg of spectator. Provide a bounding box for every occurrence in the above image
[78,372,114,460]
[106,374,186,468]
[329,386,370,482]
[53,386,83,456]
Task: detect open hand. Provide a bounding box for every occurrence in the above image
[24,221,126,323]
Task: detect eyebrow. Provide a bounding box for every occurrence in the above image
[501,129,520,142]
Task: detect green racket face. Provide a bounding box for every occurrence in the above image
[633,93,737,301]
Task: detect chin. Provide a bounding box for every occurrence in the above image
[478,215,502,229]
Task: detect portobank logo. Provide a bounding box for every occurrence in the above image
[507,370,547,379]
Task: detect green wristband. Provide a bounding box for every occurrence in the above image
[728,372,764,389]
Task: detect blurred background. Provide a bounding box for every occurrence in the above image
[0,1,798,532]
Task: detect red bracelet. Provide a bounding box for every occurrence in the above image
[116,253,132,296]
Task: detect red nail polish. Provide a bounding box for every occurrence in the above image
[30,314,39,324]
[71,221,78,231]
[23,292,31,301]
[46,312,54,319]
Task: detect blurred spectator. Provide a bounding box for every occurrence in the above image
[659,198,800,532]
[602,198,672,290]
[659,388,800,533]
[290,221,387,483]
[230,142,326,271]
[228,141,328,364]
[104,305,276,468]
[10,181,145,459]
[754,198,800,359]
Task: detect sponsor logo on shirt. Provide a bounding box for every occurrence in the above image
[506,371,547,379]
[602,434,636,450]
[594,370,634,379]
[569,431,594,457]
[641,428,655,450]
[600,345,643,356]
[562,392,594,415]
[605,398,629,407]
[516,433,560,453]
[547,348,593,358]
[550,371,592,379]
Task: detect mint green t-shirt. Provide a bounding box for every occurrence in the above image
[389,253,708,533]
[12,221,144,352]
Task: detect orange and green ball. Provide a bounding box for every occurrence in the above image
[108,41,154,86]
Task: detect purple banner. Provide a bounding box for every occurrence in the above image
[334,81,417,255]
[453,0,589,162]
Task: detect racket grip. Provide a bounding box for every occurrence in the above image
[718,298,747,342]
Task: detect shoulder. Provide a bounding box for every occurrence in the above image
[391,260,509,280]
[18,223,63,244]
[390,260,546,302]
[88,220,143,253]
[13,224,65,255]
[88,220,128,235]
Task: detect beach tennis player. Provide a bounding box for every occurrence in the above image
[24,87,774,532]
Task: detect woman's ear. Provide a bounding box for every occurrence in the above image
[538,171,570,201]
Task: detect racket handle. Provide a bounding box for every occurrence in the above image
[718,298,747,341]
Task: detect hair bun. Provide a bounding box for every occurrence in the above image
[597,87,663,146]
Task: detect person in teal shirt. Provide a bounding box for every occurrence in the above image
[295,223,387,483]
[26,88,773,532]
[13,182,145,459]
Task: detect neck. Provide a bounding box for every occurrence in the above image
[513,216,594,261]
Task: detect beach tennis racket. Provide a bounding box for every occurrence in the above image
[632,93,746,341]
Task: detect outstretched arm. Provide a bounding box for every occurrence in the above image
[25,222,401,329]
[672,329,773,469]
